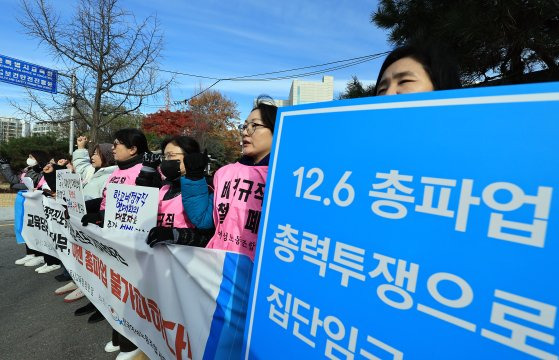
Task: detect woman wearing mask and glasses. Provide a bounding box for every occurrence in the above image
[144,136,215,248]
[178,95,278,261]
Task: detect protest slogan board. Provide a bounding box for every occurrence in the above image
[104,183,159,232]
[56,170,86,216]
[19,194,253,360]
[244,82,559,359]
[0,53,57,93]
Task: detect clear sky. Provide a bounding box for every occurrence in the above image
[0,0,390,124]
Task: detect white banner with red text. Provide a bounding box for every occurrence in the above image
[19,192,253,360]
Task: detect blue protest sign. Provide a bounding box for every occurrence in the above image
[0,54,57,93]
[244,82,559,359]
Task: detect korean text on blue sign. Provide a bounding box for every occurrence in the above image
[244,82,559,360]
[0,54,57,93]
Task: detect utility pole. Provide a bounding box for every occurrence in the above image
[68,73,76,154]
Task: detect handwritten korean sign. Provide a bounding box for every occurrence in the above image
[104,183,158,233]
[56,170,86,216]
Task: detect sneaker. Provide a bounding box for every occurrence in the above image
[15,254,35,265]
[54,281,78,295]
[87,310,105,323]
[115,349,142,360]
[24,256,45,267]
[55,273,72,282]
[38,264,61,274]
[104,340,120,353]
[64,288,84,303]
[35,263,49,272]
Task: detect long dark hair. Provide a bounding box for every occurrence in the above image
[375,43,461,95]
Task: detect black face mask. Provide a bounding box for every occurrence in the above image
[160,160,181,181]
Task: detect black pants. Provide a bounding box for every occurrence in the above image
[25,245,60,265]
[25,244,39,256]
[112,329,137,352]
[44,254,60,266]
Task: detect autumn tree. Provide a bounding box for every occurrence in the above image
[142,110,195,137]
[187,88,240,150]
[372,0,559,85]
[173,87,242,167]
[17,0,171,144]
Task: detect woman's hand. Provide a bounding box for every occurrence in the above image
[43,163,54,173]
[77,135,89,149]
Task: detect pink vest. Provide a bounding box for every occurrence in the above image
[158,184,194,229]
[100,163,143,210]
[36,176,46,190]
[206,162,268,261]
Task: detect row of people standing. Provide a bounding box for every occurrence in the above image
[8,42,461,358]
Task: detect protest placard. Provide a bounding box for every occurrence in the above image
[104,183,159,233]
[56,170,86,216]
[244,82,559,359]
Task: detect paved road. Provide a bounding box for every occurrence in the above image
[0,220,116,360]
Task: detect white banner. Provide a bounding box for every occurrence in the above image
[20,194,253,360]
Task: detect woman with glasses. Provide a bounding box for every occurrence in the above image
[145,136,215,248]
[79,128,150,358]
[81,128,149,227]
[180,95,278,261]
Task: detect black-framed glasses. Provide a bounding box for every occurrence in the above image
[112,140,122,147]
[241,122,267,136]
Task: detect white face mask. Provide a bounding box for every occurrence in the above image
[27,158,38,167]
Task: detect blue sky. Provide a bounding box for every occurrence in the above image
[0,0,390,123]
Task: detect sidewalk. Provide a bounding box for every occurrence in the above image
[0,192,16,221]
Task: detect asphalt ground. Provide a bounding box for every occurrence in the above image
[0,220,116,360]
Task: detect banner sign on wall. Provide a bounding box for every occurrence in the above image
[244,82,559,359]
[0,53,57,93]
[19,194,253,360]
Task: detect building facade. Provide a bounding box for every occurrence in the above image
[0,117,27,142]
[266,76,335,108]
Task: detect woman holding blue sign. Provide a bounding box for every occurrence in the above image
[179,95,278,261]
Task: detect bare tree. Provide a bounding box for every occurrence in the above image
[17,0,171,144]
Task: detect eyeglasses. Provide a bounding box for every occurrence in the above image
[163,152,185,160]
[241,122,267,136]
[112,140,122,147]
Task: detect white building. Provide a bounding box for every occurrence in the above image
[0,117,27,142]
[32,122,65,136]
[266,76,335,108]
[288,76,334,106]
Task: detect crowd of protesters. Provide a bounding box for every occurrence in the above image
[1,43,462,359]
